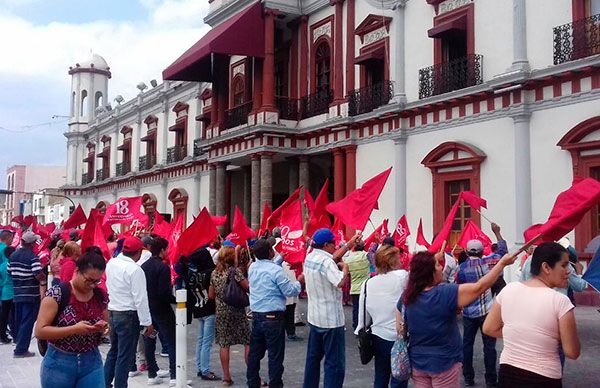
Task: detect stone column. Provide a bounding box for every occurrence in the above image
[511,0,530,72]
[251,155,261,229]
[208,164,217,215]
[191,172,201,222]
[132,118,141,172]
[299,156,310,190]
[262,9,278,111]
[331,0,345,104]
[392,1,407,103]
[111,129,119,177]
[160,178,168,214]
[394,137,407,220]
[344,145,356,195]
[215,163,226,217]
[513,113,532,244]
[333,148,346,201]
[288,157,299,193]
[260,153,273,219]
[66,141,75,185]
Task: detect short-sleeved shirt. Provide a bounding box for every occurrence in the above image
[304,249,345,328]
[8,248,42,303]
[399,283,462,374]
[345,251,371,295]
[496,282,574,379]
[46,284,108,353]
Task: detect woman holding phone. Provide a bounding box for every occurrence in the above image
[35,250,109,388]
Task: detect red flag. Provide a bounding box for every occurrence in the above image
[523,178,600,243]
[363,219,389,248]
[153,213,173,239]
[428,195,462,253]
[167,215,184,264]
[211,215,228,227]
[331,218,348,247]
[227,206,254,246]
[267,187,302,231]
[45,223,56,235]
[80,209,110,260]
[177,207,219,257]
[392,215,411,247]
[461,191,487,210]
[457,220,493,255]
[278,200,306,265]
[62,204,87,229]
[103,196,147,226]
[416,218,430,248]
[326,168,392,231]
[10,215,24,226]
[23,215,36,228]
[307,180,331,236]
[258,202,272,237]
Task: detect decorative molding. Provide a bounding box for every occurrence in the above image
[313,21,332,42]
[363,27,388,45]
[438,0,473,15]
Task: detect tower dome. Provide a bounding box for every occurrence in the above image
[69,53,112,78]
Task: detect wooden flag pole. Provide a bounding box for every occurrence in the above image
[515,233,543,255]
[475,208,493,224]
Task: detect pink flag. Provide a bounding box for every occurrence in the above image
[392,215,411,247]
[457,220,493,255]
[429,195,462,253]
[416,218,431,249]
[103,196,148,226]
[461,191,487,210]
[278,200,306,266]
[227,206,254,246]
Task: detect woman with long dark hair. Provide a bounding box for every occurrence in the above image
[397,248,516,387]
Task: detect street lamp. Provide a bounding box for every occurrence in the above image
[0,189,76,214]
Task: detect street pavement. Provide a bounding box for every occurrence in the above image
[0,301,599,387]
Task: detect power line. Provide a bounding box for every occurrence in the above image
[0,117,69,133]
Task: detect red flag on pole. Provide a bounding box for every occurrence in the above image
[80,209,111,260]
[267,187,302,231]
[363,219,389,248]
[307,180,331,236]
[62,204,87,229]
[326,168,392,231]
[227,206,254,246]
[523,178,600,243]
[457,220,493,255]
[23,215,36,228]
[392,215,411,247]
[177,207,219,257]
[211,215,228,227]
[167,215,185,265]
[428,194,462,253]
[258,202,272,237]
[416,218,430,248]
[10,215,24,226]
[103,196,148,226]
[331,218,348,247]
[278,200,306,265]
[461,191,487,210]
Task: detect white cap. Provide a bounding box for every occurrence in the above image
[466,239,484,254]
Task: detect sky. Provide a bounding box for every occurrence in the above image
[0,0,211,186]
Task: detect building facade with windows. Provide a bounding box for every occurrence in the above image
[65,0,600,271]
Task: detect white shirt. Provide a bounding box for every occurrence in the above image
[354,270,409,341]
[304,248,344,328]
[443,253,458,283]
[282,261,298,305]
[105,253,152,326]
[208,248,219,264]
[137,250,152,267]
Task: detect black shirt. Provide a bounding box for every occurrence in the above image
[141,256,176,316]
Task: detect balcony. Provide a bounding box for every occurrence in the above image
[81,172,93,185]
[348,81,394,116]
[276,96,300,120]
[167,145,187,164]
[194,139,203,157]
[554,13,600,65]
[96,168,106,182]
[418,54,483,99]
[224,101,253,129]
[116,162,130,177]
[300,89,333,119]
[139,154,156,171]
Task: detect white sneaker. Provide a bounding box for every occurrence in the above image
[169,379,193,387]
[147,377,163,386]
[157,369,170,378]
[128,371,142,378]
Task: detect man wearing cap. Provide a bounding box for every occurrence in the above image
[104,236,154,388]
[457,223,507,387]
[302,228,360,388]
[7,230,45,357]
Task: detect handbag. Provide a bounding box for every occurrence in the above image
[222,268,249,309]
[357,278,374,365]
[391,303,412,381]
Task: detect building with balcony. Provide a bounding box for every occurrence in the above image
[65,0,600,291]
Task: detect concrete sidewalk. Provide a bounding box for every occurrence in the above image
[1,302,599,387]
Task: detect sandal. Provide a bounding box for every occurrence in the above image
[222,379,234,386]
[200,372,220,381]
[261,380,269,387]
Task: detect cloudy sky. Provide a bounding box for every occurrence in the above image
[0,0,210,185]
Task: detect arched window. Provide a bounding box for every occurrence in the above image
[315,41,331,93]
[95,91,103,109]
[80,90,88,117]
[232,77,245,106]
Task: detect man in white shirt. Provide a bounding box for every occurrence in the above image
[302,228,359,388]
[104,236,154,388]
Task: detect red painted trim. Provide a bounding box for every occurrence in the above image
[473,100,480,114]
[502,93,510,108]
[593,73,600,89]
[332,147,346,200]
[299,16,309,98]
[433,3,475,65]
[553,82,562,97]
[421,112,428,125]
[346,0,355,97]
[354,14,392,42]
[573,0,586,21]
[433,110,440,122]
[459,104,466,117]
[572,77,582,93]
[513,90,522,104]
[357,38,390,87]
[172,101,190,114]
[535,87,544,101]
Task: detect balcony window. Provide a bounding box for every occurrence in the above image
[348,81,394,116]
[554,11,600,64]
[418,54,483,99]
[315,41,331,93]
[232,77,245,106]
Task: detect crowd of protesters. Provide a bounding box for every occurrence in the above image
[0,212,588,388]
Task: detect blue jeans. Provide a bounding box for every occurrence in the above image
[144,311,176,379]
[13,300,40,355]
[41,345,104,388]
[247,312,286,388]
[196,314,216,375]
[302,324,345,388]
[463,315,497,384]
[373,335,407,388]
[104,311,140,388]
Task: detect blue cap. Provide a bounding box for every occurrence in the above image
[312,228,335,245]
[223,240,235,247]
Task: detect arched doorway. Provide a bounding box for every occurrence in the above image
[168,188,188,226]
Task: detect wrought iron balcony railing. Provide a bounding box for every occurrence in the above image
[554,13,600,65]
[276,96,300,120]
[193,139,203,157]
[418,54,483,99]
[348,81,394,116]
[116,162,130,177]
[300,89,333,119]
[224,101,253,129]
[81,172,93,185]
[167,145,187,164]
[96,168,106,182]
[139,154,156,171]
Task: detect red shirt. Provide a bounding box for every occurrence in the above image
[59,257,76,281]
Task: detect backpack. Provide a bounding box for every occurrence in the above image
[38,282,103,356]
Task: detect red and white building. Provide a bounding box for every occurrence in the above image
[66,0,600,285]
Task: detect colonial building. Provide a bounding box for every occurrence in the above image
[65,0,600,273]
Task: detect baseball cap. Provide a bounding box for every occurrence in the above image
[22,231,40,244]
[312,228,335,245]
[122,236,144,253]
[466,239,484,254]
[141,235,154,247]
[223,240,235,247]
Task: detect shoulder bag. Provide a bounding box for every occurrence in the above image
[357,278,374,365]
[223,267,249,309]
[391,302,412,381]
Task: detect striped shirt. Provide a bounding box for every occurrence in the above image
[304,249,345,328]
[7,248,42,303]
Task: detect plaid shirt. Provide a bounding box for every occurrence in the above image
[457,240,507,318]
[304,248,345,328]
